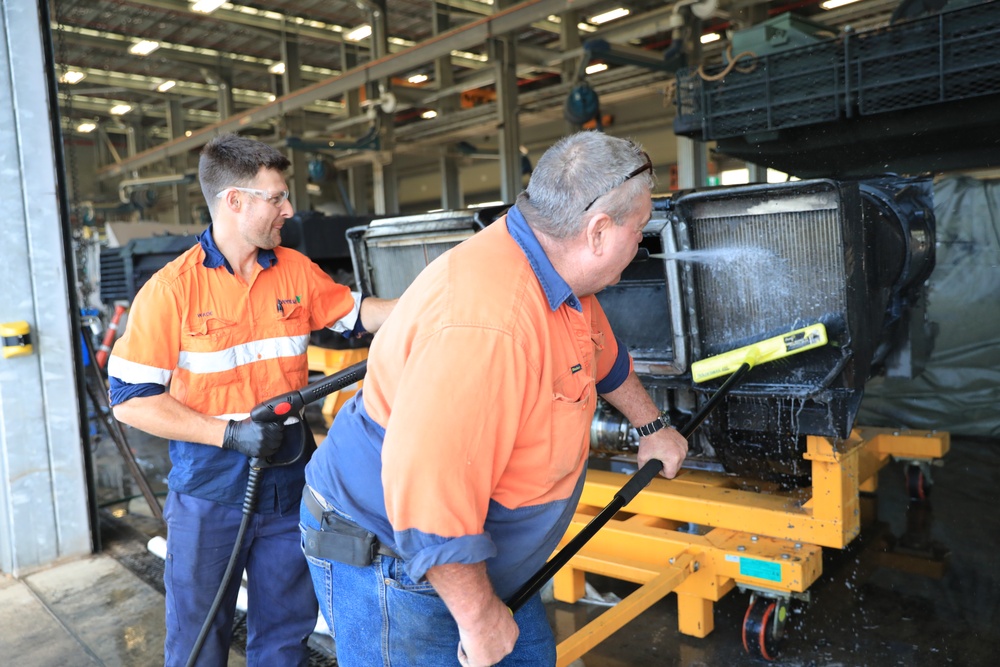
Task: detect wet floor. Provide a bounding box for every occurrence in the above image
[6,405,998,666]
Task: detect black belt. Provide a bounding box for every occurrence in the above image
[303,487,401,560]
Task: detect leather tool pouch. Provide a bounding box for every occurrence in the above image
[303,511,378,567]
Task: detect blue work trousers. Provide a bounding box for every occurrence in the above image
[164,491,317,667]
[299,499,556,666]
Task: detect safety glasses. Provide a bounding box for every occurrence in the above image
[216,186,290,208]
[582,151,653,212]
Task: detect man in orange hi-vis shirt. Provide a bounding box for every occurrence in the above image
[301,131,688,667]
[108,134,395,667]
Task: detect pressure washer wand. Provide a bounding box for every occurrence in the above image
[247,359,368,469]
[505,323,828,613]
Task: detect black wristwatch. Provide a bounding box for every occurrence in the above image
[634,414,670,437]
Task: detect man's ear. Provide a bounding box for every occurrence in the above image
[585,212,613,256]
[219,189,241,212]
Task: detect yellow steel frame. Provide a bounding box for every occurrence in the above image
[307,346,369,425]
[551,428,950,666]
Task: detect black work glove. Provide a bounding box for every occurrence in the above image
[222,417,284,459]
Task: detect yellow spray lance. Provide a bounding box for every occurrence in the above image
[506,323,828,612]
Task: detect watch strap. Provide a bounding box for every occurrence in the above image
[635,415,668,437]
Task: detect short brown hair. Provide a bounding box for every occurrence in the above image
[198,133,290,208]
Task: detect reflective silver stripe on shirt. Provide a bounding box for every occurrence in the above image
[107,355,172,386]
[176,334,309,374]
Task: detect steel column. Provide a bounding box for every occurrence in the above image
[0,0,92,574]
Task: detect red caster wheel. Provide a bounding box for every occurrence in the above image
[742,594,788,661]
[905,462,932,502]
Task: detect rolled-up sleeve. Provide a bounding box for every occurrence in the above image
[107,277,179,406]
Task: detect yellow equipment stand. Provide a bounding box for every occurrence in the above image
[551,427,950,665]
[307,346,369,427]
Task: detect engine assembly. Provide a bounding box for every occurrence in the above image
[349,177,936,486]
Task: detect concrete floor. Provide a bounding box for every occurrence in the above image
[3,408,999,666]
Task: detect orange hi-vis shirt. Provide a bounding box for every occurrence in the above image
[305,205,633,598]
[109,228,358,509]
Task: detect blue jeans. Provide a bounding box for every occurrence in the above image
[299,499,556,667]
[163,491,318,667]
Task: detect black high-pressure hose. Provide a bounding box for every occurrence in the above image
[184,360,368,667]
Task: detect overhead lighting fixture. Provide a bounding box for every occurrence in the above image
[128,40,161,56]
[59,70,86,84]
[700,32,721,44]
[421,110,437,119]
[408,73,428,84]
[110,104,132,115]
[820,0,862,8]
[76,121,97,133]
[268,62,285,75]
[577,22,598,33]
[156,80,176,92]
[268,94,276,101]
[190,0,227,13]
[585,63,608,75]
[346,25,372,41]
[589,8,630,25]
[185,130,193,137]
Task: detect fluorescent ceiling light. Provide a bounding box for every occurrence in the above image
[190,0,226,13]
[577,22,598,33]
[76,121,97,133]
[346,25,372,41]
[589,8,629,25]
[129,40,160,56]
[60,70,85,84]
[701,32,721,44]
[421,110,437,119]
[820,0,862,8]
[156,80,176,92]
[408,74,428,84]
[268,62,285,75]
[585,63,608,75]
[268,94,276,101]
[110,104,132,115]
[468,201,505,209]
[451,49,488,62]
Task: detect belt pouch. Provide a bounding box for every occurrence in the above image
[304,511,378,567]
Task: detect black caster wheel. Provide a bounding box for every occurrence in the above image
[742,594,788,661]
[905,462,932,502]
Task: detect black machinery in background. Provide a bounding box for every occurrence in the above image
[97,211,373,306]
[673,0,1000,177]
[346,177,936,487]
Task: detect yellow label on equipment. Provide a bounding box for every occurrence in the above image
[690,323,828,383]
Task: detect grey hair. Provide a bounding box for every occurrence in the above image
[515,131,655,239]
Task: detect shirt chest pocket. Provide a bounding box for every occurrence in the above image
[182,316,237,353]
[547,372,594,483]
[275,302,311,337]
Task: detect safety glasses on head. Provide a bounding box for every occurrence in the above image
[216,186,290,208]
[582,150,653,212]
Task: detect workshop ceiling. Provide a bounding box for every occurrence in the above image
[48,0,905,170]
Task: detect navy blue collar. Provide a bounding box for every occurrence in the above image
[506,205,581,312]
[198,225,277,274]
